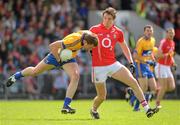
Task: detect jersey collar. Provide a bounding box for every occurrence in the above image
[100,23,114,30]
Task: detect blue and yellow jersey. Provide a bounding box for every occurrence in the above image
[61,30,89,57]
[135,36,155,62]
[152,46,158,56]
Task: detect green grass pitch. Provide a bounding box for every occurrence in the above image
[0,100,179,125]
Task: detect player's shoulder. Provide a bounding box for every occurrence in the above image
[151,37,156,42]
[113,26,123,32]
[78,30,92,34]
[89,24,101,31]
[137,36,144,43]
[160,39,166,44]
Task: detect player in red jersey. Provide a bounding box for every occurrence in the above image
[155,28,176,108]
[89,7,157,119]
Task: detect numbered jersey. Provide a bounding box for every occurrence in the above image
[90,23,124,66]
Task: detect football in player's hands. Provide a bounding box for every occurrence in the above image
[59,49,73,62]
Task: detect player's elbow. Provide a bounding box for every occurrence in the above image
[49,42,54,52]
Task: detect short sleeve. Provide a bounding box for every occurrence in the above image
[135,40,142,55]
[117,29,124,43]
[89,26,96,33]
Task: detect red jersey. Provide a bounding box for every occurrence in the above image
[158,39,175,66]
[90,23,124,66]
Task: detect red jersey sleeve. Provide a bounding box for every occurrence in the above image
[116,29,124,43]
[159,39,165,51]
[89,26,97,34]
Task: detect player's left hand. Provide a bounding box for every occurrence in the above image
[129,63,135,74]
[146,61,156,67]
[172,63,177,71]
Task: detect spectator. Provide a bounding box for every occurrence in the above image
[53,71,68,99]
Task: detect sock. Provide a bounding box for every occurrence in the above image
[92,108,97,113]
[130,95,136,105]
[134,99,140,110]
[145,93,150,102]
[156,101,160,106]
[14,72,24,80]
[63,97,72,107]
[141,100,150,112]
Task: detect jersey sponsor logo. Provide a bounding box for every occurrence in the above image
[142,50,152,56]
[102,37,112,48]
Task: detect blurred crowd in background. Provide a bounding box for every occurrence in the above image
[0,0,180,99]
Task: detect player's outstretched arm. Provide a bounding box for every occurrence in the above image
[49,41,62,62]
[119,41,133,64]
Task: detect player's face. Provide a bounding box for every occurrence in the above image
[144,27,153,39]
[83,41,95,51]
[102,13,114,28]
[167,29,175,40]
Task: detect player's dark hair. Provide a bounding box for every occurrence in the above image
[144,25,153,31]
[102,7,117,19]
[84,33,98,47]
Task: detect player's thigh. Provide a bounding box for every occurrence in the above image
[62,62,80,79]
[148,77,157,91]
[95,83,107,98]
[138,77,148,92]
[158,78,167,90]
[111,66,136,86]
[167,77,176,91]
[33,59,55,74]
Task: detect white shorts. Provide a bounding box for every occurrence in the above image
[92,61,124,83]
[155,63,173,78]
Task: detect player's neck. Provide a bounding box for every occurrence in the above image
[144,36,150,40]
[102,23,113,29]
[166,37,173,41]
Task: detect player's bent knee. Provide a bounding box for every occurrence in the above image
[32,68,40,77]
[168,86,175,91]
[70,72,80,82]
[129,78,139,88]
[98,95,106,101]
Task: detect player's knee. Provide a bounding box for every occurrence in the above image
[32,68,40,76]
[168,85,175,91]
[98,95,106,101]
[70,72,80,82]
[150,86,157,92]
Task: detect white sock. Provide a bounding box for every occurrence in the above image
[144,105,150,112]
